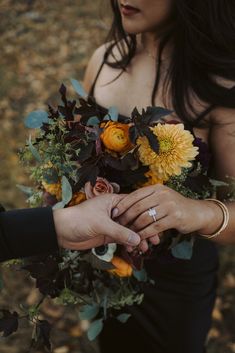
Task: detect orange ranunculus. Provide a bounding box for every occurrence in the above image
[69,192,86,206]
[108,256,133,277]
[100,121,133,153]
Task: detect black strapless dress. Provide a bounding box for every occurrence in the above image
[88,69,219,353]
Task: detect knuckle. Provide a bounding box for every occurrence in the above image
[167,200,177,211]
[153,222,161,231]
[132,203,142,214]
[139,230,148,239]
[154,184,163,191]
[173,209,182,222]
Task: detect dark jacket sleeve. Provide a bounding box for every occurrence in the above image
[0,206,58,262]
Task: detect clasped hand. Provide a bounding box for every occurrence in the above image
[113,184,210,253]
[54,184,214,253]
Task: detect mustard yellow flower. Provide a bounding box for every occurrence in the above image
[68,192,86,206]
[137,123,199,181]
[42,180,62,200]
[141,170,164,187]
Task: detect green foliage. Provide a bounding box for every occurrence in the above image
[86,116,100,126]
[24,110,49,129]
[53,176,72,209]
[171,238,195,260]
[57,288,79,305]
[79,304,100,321]
[133,268,148,282]
[107,106,118,121]
[87,319,103,341]
[42,167,59,184]
[28,305,40,321]
[117,313,131,323]
[16,184,34,196]
[70,78,88,99]
[27,191,44,207]
[28,135,42,162]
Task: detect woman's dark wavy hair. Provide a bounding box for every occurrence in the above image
[103,0,235,125]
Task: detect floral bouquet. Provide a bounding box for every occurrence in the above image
[2,80,216,349]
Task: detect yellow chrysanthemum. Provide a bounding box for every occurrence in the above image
[141,170,164,187]
[42,180,62,200]
[137,123,199,181]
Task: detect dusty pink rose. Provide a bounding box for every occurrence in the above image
[85,177,120,199]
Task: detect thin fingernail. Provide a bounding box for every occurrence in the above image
[112,208,119,218]
[127,233,140,246]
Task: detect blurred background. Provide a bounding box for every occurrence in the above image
[0,1,234,352]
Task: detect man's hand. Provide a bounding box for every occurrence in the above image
[53,194,141,250]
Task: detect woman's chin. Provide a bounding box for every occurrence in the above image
[122,23,147,35]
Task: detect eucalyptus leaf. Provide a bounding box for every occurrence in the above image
[16,184,34,197]
[117,313,131,323]
[171,240,193,260]
[108,106,118,122]
[24,110,49,129]
[133,268,148,282]
[87,319,103,341]
[28,135,42,162]
[86,116,100,126]
[70,78,87,99]
[52,201,65,210]
[79,304,99,321]
[52,176,72,209]
[210,179,228,187]
[61,176,72,204]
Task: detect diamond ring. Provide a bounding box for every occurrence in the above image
[148,208,157,222]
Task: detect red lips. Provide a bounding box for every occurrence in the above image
[121,3,140,16]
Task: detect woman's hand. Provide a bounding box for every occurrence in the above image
[113,185,223,252]
[53,194,141,251]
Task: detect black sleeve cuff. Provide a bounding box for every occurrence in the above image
[0,207,58,262]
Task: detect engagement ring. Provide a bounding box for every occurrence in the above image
[148,208,157,222]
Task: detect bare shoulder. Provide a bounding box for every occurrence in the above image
[210,106,235,126]
[209,77,235,125]
[83,41,119,93]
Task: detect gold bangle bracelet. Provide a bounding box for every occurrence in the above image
[199,199,230,239]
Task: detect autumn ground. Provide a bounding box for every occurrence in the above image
[0,1,234,352]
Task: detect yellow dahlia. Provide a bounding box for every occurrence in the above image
[141,170,164,187]
[137,123,199,181]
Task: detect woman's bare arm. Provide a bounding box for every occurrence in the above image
[208,106,235,244]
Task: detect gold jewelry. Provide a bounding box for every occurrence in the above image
[199,199,229,239]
